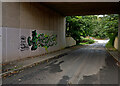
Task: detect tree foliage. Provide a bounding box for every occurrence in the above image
[66,14,119,45]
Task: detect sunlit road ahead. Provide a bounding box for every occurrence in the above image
[3,40,119,84]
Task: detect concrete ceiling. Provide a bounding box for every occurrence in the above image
[40,2,120,16]
[1,0,120,2]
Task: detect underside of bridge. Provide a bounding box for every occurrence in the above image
[1,2,120,63]
[39,2,120,16]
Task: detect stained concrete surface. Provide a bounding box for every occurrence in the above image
[2,40,119,85]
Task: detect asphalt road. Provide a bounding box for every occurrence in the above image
[2,41,119,85]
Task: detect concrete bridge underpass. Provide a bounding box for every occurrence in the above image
[0,1,120,85]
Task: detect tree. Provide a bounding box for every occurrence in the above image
[102,14,118,46]
[66,14,119,45]
[66,15,98,44]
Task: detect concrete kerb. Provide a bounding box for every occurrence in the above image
[1,45,87,77]
[1,52,68,77]
[105,47,120,67]
[1,45,83,78]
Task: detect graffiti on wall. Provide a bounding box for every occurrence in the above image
[20,35,29,51]
[27,30,57,51]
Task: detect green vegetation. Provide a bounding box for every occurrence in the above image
[105,41,117,51]
[66,14,119,46]
[105,41,114,48]
[79,38,95,45]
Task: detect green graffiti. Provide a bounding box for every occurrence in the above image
[27,30,57,51]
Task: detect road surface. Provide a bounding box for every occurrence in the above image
[2,40,119,85]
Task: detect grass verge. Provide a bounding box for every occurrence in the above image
[105,41,116,51]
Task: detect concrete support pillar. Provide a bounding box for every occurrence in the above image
[0,1,2,85]
[118,15,120,52]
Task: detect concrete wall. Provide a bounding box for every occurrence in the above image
[2,2,66,63]
[118,15,120,52]
[0,3,2,85]
[114,37,118,49]
[0,2,2,65]
[66,37,76,47]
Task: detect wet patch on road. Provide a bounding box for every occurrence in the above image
[78,53,119,84]
[2,59,65,84]
[2,52,68,78]
[58,76,70,85]
[79,74,98,84]
[2,52,67,83]
[48,60,64,73]
[18,60,64,81]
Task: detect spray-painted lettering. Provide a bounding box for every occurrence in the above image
[20,35,29,51]
[27,30,57,51]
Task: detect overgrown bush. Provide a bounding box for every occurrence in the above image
[105,41,114,48]
[80,38,95,45]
